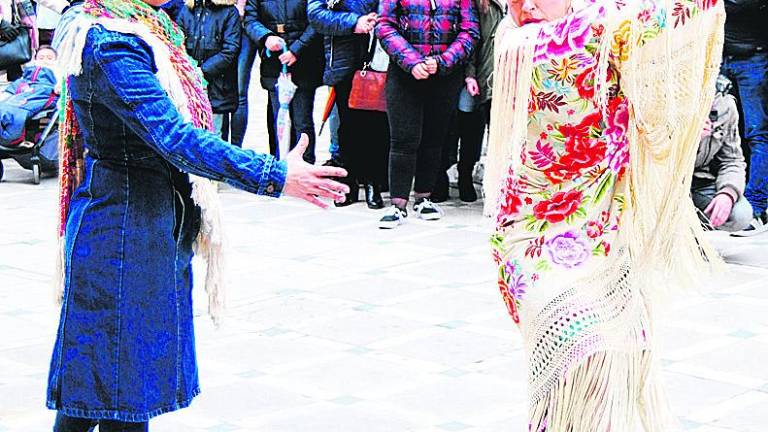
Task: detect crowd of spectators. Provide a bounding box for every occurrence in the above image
[0,0,765,236]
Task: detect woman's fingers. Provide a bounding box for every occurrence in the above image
[314,165,349,179]
[303,194,330,209]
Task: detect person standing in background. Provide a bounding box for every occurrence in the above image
[375,0,479,228]
[308,0,390,208]
[433,0,502,203]
[244,0,324,163]
[37,0,69,45]
[175,0,241,137]
[723,0,768,237]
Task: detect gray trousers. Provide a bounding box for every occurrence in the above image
[691,179,753,232]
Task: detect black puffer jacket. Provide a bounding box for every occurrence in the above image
[244,0,324,89]
[175,0,242,113]
[724,0,768,57]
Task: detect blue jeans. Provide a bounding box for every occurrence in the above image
[721,52,768,216]
[230,32,258,148]
[328,103,340,159]
[54,412,147,432]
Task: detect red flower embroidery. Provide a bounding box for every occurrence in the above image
[586,221,604,239]
[533,190,583,223]
[498,277,520,323]
[544,113,607,183]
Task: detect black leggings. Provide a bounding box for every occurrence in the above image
[54,412,148,432]
[385,64,463,200]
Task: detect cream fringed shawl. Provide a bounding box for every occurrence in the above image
[486,0,726,296]
[484,1,726,430]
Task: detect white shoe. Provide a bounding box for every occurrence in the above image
[413,198,443,221]
[730,212,768,237]
[379,206,407,229]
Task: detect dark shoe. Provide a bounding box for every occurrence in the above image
[458,170,478,202]
[379,206,407,229]
[335,182,359,207]
[432,172,450,203]
[365,183,385,209]
[323,157,342,167]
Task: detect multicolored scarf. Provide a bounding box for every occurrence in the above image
[56,0,226,324]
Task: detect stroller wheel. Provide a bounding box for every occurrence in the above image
[33,163,40,185]
[0,160,4,182]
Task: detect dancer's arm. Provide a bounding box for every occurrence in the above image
[86,28,346,204]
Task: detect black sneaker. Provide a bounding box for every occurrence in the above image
[414,198,443,221]
[379,206,407,229]
[730,212,768,237]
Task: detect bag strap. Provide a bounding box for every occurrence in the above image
[362,33,377,71]
[10,0,21,25]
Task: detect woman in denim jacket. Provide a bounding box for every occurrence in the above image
[46,1,347,430]
[375,0,478,228]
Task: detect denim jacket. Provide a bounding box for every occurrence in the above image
[46,25,286,421]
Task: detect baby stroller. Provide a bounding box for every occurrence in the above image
[0,65,59,184]
[0,106,58,184]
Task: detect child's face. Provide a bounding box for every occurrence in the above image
[35,49,57,68]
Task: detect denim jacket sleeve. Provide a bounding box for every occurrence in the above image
[89,29,286,197]
[307,0,360,36]
[200,7,242,77]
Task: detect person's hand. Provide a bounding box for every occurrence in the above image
[424,57,438,75]
[354,13,377,34]
[279,50,297,66]
[265,35,286,52]
[0,19,20,42]
[465,77,479,96]
[411,63,430,80]
[704,193,734,228]
[283,134,350,208]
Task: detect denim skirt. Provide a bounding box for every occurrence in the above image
[47,154,202,422]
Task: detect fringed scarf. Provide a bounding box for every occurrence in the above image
[485,1,726,430]
[55,0,227,325]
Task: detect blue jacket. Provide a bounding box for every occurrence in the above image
[0,66,58,146]
[307,0,378,85]
[46,25,286,422]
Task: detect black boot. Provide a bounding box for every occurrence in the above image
[458,164,477,202]
[365,182,385,209]
[432,171,450,203]
[335,179,359,207]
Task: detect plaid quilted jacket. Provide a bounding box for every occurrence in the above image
[375,0,479,74]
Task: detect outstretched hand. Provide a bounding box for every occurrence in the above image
[283,134,350,208]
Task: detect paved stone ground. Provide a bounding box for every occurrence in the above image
[1,82,767,432]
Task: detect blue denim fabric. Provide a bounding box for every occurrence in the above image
[54,412,147,432]
[721,52,768,215]
[47,26,287,422]
[231,31,258,147]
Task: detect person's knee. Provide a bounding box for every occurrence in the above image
[721,198,754,232]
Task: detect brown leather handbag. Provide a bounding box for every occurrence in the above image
[348,36,388,112]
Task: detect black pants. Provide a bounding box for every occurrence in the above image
[334,76,390,185]
[386,65,463,200]
[268,87,317,164]
[53,413,147,432]
[442,101,490,173]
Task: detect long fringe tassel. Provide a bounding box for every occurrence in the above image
[191,176,226,326]
[529,350,673,432]
[483,19,537,216]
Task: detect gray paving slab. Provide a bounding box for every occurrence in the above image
[1,83,767,431]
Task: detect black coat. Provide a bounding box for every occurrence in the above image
[175,0,242,113]
[724,0,768,57]
[243,0,325,90]
[307,0,377,85]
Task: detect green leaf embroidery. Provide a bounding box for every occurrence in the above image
[535,259,552,272]
[593,173,615,204]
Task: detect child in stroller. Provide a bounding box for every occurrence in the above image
[0,46,59,184]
